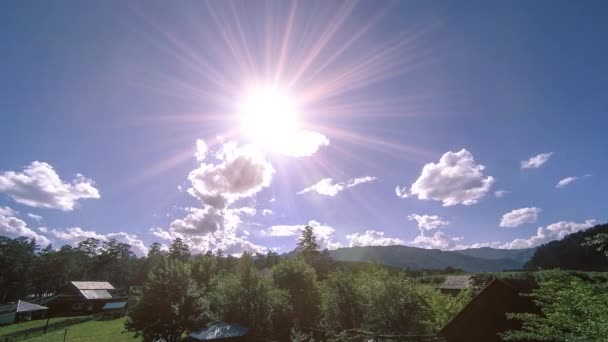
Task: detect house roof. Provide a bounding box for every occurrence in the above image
[439,275,473,290]
[71,281,115,290]
[80,289,112,300]
[102,301,127,310]
[189,323,250,340]
[17,300,47,312]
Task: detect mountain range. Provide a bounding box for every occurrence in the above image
[328,245,536,272]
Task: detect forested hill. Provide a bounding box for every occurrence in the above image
[329,245,534,272]
[525,223,608,271]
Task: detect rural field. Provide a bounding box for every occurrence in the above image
[0,318,138,342]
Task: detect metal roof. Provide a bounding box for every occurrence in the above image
[17,300,47,312]
[80,289,112,300]
[439,275,473,290]
[189,323,250,340]
[71,281,115,290]
[102,302,127,310]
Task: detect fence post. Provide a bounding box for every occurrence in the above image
[43,315,50,334]
[63,329,68,342]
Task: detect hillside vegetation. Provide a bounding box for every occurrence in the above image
[525,223,608,271]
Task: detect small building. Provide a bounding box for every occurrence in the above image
[439,278,538,342]
[102,301,127,319]
[0,300,48,325]
[48,281,117,316]
[189,323,250,341]
[438,274,493,295]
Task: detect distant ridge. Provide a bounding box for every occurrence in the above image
[328,245,535,272]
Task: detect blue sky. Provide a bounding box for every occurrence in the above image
[1,1,607,256]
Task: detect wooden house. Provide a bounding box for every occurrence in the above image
[47,281,118,316]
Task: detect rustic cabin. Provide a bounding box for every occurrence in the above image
[439,278,538,342]
[189,322,251,341]
[438,274,493,295]
[0,300,48,325]
[101,301,127,319]
[47,281,118,316]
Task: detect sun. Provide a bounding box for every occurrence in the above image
[237,85,300,150]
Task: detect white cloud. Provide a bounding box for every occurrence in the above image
[27,213,43,222]
[494,190,510,198]
[269,198,276,203]
[410,231,463,250]
[395,186,409,198]
[499,207,541,228]
[556,176,578,189]
[264,220,341,250]
[345,230,404,247]
[154,140,271,255]
[409,149,494,206]
[262,209,273,216]
[0,161,100,211]
[275,130,329,157]
[49,227,148,256]
[408,214,450,230]
[0,208,50,245]
[0,206,16,216]
[188,143,274,208]
[502,219,598,249]
[298,176,376,196]
[521,152,553,169]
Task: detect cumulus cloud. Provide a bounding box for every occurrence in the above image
[395,186,409,198]
[0,161,100,211]
[410,231,463,250]
[408,149,494,206]
[408,214,450,230]
[49,227,149,256]
[502,219,598,249]
[345,230,404,247]
[494,190,510,198]
[499,207,541,228]
[188,143,274,208]
[521,152,553,169]
[0,207,50,245]
[262,209,273,216]
[153,140,271,255]
[265,220,341,250]
[275,130,329,157]
[556,176,578,189]
[298,176,376,196]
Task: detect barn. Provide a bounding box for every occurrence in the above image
[47,281,119,316]
[439,278,538,342]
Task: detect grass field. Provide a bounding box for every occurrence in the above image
[0,316,85,336]
[0,317,140,342]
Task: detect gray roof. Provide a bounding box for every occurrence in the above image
[17,300,47,312]
[189,323,249,340]
[439,275,473,290]
[71,281,115,290]
[80,289,112,300]
[102,302,127,310]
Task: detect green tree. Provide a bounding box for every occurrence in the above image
[169,237,191,262]
[320,271,363,332]
[502,275,608,341]
[414,284,472,333]
[272,258,321,330]
[126,258,209,342]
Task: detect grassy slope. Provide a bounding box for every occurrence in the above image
[0,317,83,336]
[0,317,139,342]
[25,318,139,342]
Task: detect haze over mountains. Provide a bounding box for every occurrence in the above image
[328,246,536,272]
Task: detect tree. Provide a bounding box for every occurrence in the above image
[126,258,209,342]
[502,275,608,341]
[414,284,472,333]
[169,238,191,262]
[295,225,333,277]
[583,233,608,258]
[272,258,321,330]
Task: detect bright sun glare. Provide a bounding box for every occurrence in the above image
[238,85,300,150]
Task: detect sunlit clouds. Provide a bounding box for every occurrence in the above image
[406,149,494,206]
[499,207,541,228]
[298,176,376,196]
[0,161,100,211]
[521,152,553,169]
